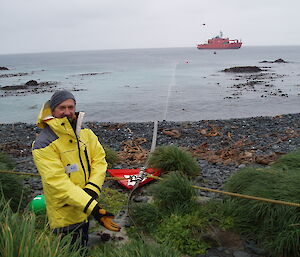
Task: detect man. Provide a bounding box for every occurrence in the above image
[32,90,120,250]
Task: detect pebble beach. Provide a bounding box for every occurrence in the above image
[1,113,299,196]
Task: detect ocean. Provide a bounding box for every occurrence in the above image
[1,46,300,124]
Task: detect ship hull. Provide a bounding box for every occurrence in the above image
[197,42,242,49]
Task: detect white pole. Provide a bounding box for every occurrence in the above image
[150,120,158,153]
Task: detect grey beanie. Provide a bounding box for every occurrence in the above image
[50,90,76,111]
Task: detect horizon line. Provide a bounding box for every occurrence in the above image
[1,44,300,56]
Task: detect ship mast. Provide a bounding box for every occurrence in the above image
[220,31,223,38]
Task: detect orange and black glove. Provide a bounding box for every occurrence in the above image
[91,205,121,232]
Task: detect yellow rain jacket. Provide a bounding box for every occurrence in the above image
[32,101,107,229]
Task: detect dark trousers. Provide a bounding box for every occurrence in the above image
[54,221,89,253]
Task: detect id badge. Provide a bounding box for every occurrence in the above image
[65,164,79,174]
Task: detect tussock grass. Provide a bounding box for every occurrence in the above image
[3,144,300,256]
[224,151,300,257]
[98,187,127,214]
[0,173,27,212]
[132,148,300,256]
[131,197,234,256]
[90,239,181,257]
[130,202,161,233]
[0,195,83,257]
[147,145,200,177]
[0,152,29,211]
[130,171,235,256]
[154,213,210,256]
[103,146,119,168]
[0,152,15,170]
[271,148,300,170]
[149,171,197,215]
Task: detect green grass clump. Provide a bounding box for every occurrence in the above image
[0,152,15,170]
[90,239,181,257]
[130,198,235,256]
[152,200,234,256]
[0,152,29,211]
[224,163,300,257]
[149,171,197,215]
[129,149,300,257]
[0,195,83,257]
[130,202,162,233]
[104,146,119,168]
[147,145,200,177]
[129,171,235,256]
[154,213,210,256]
[270,148,300,171]
[194,200,235,231]
[98,187,127,214]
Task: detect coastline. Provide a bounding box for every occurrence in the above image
[0,112,299,197]
[1,113,299,255]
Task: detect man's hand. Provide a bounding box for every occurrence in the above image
[92,205,121,232]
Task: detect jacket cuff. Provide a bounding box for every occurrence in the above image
[85,182,101,196]
[83,188,98,199]
[83,198,98,215]
[91,204,101,220]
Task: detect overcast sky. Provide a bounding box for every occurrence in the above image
[1,0,300,54]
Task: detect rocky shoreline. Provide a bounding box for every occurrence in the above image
[1,113,299,196]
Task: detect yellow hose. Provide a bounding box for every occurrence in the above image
[1,169,300,208]
[147,174,300,208]
[0,170,40,177]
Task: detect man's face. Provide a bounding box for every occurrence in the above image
[52,99,76,120]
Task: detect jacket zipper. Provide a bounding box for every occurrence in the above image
[76,134,87,184]
[84,147,91,178]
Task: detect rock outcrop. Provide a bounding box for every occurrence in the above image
[222,66,262,73]
[259,58,288,63]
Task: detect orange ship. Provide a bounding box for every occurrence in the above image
[197,31,242,49]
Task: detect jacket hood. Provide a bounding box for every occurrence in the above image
[36,100,85,137]
[36,100,54,129]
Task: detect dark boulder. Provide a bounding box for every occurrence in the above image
[25,80,39,87]
[274,58,287,63]
[1,85,28,90]
[0,67,9,70]
[1,80,39,91]
[259,58,288,63]
[222,66,262,73]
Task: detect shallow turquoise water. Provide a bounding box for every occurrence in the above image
[0,46,300,123]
